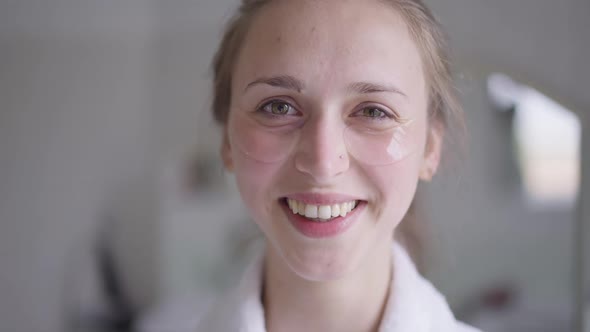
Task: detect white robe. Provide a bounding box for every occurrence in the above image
[196,242,482,332]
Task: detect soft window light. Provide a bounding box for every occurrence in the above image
[487,73,581,208]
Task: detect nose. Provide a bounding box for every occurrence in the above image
[294,115,350,181]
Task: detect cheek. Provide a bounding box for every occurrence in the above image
[365,148,423,226]
[232,150,283,223]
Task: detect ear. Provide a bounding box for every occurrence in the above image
[419,122,444,182]
[221,128,234,172]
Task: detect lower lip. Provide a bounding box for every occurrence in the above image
[281,200,365,239]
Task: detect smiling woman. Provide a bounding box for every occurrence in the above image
[197,0,479,331]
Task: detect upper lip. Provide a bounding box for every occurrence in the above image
[282,192,364,205]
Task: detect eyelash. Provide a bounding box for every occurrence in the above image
[353,106,396,121]
[256,100,401,122]
[257,99,299,117]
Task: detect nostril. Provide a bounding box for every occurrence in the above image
[294,152,350,180]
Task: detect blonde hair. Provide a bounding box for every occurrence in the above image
[211,0,463,139]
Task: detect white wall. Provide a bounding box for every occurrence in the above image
[422,77,575,311]
[421,0,589,327]
[0,2,159,331]
[426,0,589,112]
[0,1,244,331]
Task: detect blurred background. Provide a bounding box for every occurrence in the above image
[0,0,588,331]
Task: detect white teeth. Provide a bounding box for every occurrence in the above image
[286,199,359,221]
[297,201,305,216]
[339,202,348,217]
[331,204,340,217]
[288,199,298,214]
[304,205,318,218]
[318,205,332,219]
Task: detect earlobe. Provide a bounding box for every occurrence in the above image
[419,123,443,182]
[221,130,234,172]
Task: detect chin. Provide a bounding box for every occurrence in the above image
[271,234,370,282]
[287,251,356,282]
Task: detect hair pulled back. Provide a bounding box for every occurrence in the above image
[211,0,463,139]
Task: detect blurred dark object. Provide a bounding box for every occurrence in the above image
[462,283,573,332]
[481,286,515,310]
[184,155,225,194]
[70,218,136,332]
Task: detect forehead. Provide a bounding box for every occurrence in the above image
[233,0,426,97]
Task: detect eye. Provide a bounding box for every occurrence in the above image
[360,107,389,119]
[259,100,298,116]
[354,106,395,120]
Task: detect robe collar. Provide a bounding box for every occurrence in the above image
[196,242,479,332]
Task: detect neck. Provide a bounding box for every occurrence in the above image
[263,242,393,332]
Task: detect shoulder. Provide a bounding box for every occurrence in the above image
[196,249,266,332]
[414,272,483,332]
[195,282,266,332]
[385,242,483,332]
[194,294,237,332]
[457,321,483,332]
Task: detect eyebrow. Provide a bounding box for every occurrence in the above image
[346,81,407,98]
[245,75,305,92]
[244,75,407,98]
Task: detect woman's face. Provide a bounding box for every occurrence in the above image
[223,0,441,281]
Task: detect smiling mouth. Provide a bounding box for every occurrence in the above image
[281,198,362,222]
